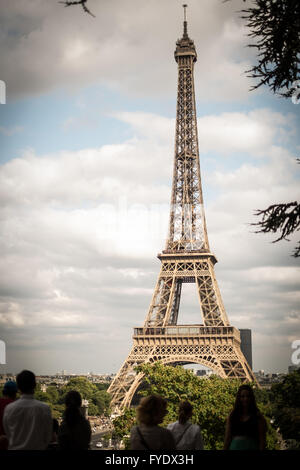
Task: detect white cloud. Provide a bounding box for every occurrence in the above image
[0,0,256,101]
[114,112,174,144]
[0,141,172,209]
[198,109,297,156]
[0,310,25,328]
[241,267,300,285]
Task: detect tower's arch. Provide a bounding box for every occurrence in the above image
[121,357,224,409]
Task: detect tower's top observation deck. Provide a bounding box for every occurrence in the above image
[174,4,197,63]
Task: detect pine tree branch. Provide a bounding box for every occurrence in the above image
[226,0,300,97]
[252,201,300,257]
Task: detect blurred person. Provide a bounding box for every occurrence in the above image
[3,370,52,450]
[224,384,267,450]
[130,395,175,450]
[58,390,91,450]
[167,401,204,450]
[0,381,18,450]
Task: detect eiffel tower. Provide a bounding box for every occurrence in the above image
[108,6,256,411]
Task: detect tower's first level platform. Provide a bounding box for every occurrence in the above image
[133,324,241,347]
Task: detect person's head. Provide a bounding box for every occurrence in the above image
[64,390,82,427]
[232,384,258,417]
[3,380,17,399]
[16,370,36,395]
[65,390,82,409]
[178,401,193,425]
[137,395,168,426]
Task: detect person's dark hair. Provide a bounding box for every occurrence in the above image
[230,385,259,424]
[16,370,36,394]
[137,395,168,426]
[178,401,193,425]
[64,390,83,427]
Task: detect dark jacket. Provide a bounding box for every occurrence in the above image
[58,414,91,450]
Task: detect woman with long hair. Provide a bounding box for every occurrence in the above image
[130,395,175,450]
[224,385,267,450]
[167,401,204,450]
[58,390,91,450]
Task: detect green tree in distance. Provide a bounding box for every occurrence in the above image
[93,390,111,416]
[60,377,96,401]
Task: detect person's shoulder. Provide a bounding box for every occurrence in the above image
[33,398,49,406]
[131,424,140,433]
[160,426,174,437]
[83,416,91,429]
[190,423,201,431]
[254,409,265,419]
[130,425,138,436]
[256,411,267,426]
[74,415,91,433]
[161,426,176,446]
[167,421,177,430]
[0,397,14,407]
[33,398,51,411]
[0,397,11,404]
[3,398,19,412]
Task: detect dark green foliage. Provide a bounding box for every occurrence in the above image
[93,390,111,416]
[270,370,300,443]
[95,382,110,391]
[112,407,136,449]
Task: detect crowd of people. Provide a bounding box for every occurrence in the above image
[0,369,267,451]
[0,370,91,450]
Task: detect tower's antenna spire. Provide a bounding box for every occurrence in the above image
[183,4,188,38]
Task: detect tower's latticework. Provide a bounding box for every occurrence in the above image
[108,9,256,411]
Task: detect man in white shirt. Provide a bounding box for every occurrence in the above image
[3,370,53,450]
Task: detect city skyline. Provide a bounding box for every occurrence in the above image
[0,0,299,376]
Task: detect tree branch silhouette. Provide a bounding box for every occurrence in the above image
[225,1,300,256]
[252,201,300,257]
[225,0,300,98]
[59,0,95,17]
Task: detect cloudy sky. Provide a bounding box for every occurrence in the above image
[0,0,299,376]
